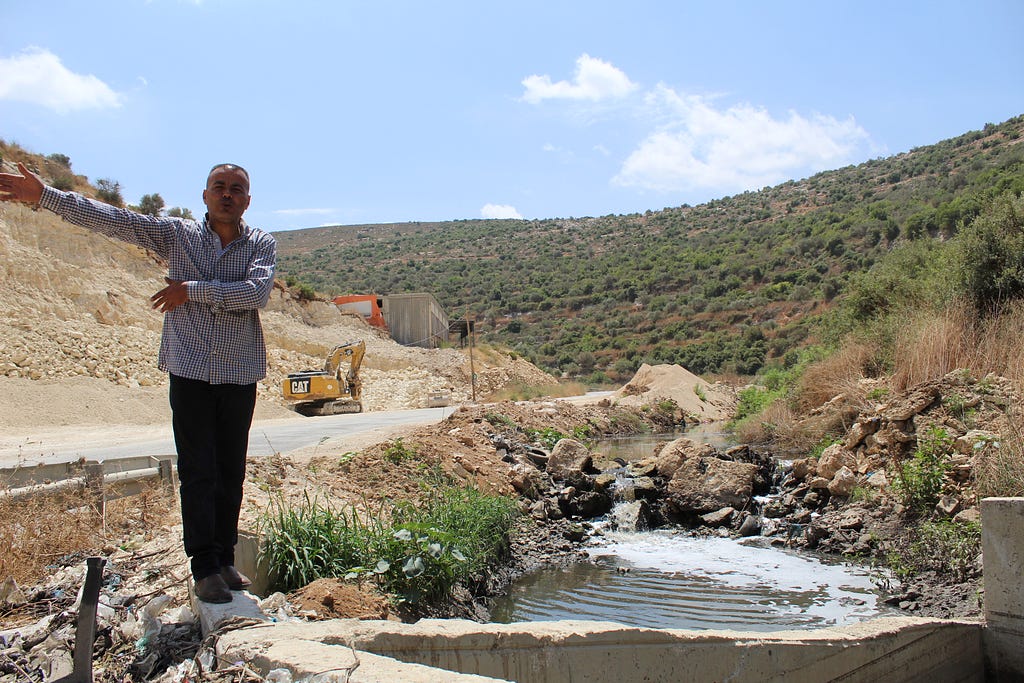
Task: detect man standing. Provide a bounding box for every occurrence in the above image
[0,161,276,603]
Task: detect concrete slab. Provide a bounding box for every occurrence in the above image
[189,581,271,636]
[982,497,1024,681]
[216,616,984,683]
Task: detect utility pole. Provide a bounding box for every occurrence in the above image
[467,308,476,402]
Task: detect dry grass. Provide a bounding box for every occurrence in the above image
[485,380,586,402]
[890,299,1024,391]
[733,400,838,454]
[975,418,1024,498]
[0,481,177,586]
[793,341,877,412]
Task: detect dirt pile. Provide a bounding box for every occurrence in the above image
[613,363,737,421]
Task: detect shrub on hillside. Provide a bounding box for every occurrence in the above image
[955,192,1024,313]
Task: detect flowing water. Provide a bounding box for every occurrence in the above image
[489,428,897,631]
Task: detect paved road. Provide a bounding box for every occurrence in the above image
[1,392,611,467]
[0,406,456,466]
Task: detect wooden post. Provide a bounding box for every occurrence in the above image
[84,463,105,518]
[157,457,176,499]
[468,313,476,402]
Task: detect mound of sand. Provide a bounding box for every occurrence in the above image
[612,363,737,421]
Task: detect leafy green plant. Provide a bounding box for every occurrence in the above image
[693,385,707,402]
[259,492,376,592]
[943,393,976,422]
[524,427,568,450]
[484,412,516,429]
[809,437,842,460]
[866,386,890,401]
[383,438,417,464]
[886,520,981,582]
[893,427,953,513]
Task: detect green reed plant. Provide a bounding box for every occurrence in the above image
[259,482,520,607]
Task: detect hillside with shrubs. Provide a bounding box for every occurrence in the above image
[274,115,1024,386]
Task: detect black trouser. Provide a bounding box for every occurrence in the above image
[169,374,256,581]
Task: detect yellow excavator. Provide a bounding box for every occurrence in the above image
[283,340,365,416]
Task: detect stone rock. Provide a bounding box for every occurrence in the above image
[626,461,658,478]
[955,430,1000,454]
[880,383,941,421]
[808,476,831,490]
[818,444,857,479]
[665,457,759,514]
[654,437,718,479]
[762,499,788,518]
[558,489,612,519]
[546,439,594,482]
[845,417,880,449]
[828,466,858,497]
[866,470,889,489]
[836,510,864,530]
[701,507,736,527]
[790,458,816,480]
[954,507,981,525]
[508,463,546,499]
[935,495,962,518]
[610,500,656,532]
[737,514,761,537]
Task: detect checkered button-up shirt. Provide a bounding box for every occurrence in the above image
[41,187,276,385]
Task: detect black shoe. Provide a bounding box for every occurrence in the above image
[220,565,252,591]
[194,574,232,604]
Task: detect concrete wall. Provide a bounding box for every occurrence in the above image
[982,497,1024,680]
[383,293,449,348]
[216,617,984,683]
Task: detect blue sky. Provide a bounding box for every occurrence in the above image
[2,1,1022,232]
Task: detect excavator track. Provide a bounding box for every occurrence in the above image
[295,399,363,417]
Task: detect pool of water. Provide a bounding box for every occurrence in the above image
[490,428,896,631]
[489,529,894,631]
[590,424,735,469]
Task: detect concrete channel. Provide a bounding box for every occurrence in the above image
[194,497,1024,682]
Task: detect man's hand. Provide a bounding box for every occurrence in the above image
[0,162,45,206]
[151,278,189,313]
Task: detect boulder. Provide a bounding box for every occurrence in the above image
[818,444,857,480]
[827,466,858,497]
[558,488,612,519]
[546,439,594,482]
[701,507,736,528]
[665,457,759,514]
[791,458,816,480]
[610,500,656,531]
[654,437,718,479]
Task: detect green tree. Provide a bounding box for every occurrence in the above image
[46,153,71,168]
[137,193,166,216]
[955,192,1024,312]
[167,206,195,220]
[95,178,124,207]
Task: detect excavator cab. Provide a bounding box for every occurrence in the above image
[283,340,365,416]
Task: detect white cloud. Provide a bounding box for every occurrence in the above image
[481,203,523,219]
[522,54,637,104]
[0,47,123,113]
[613,84,872,193]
